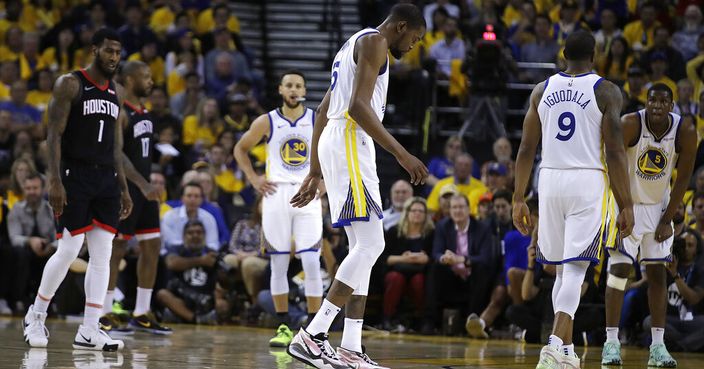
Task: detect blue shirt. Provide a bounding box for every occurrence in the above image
[0,102,41,125]
[161,206,220,253]
[166,200,230,246]
[429,38,466,76]
[503,230,531,284]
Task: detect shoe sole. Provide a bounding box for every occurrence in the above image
[601,359,622,366]
[128,324,173,336]
[465,319,488,339]
[647,362,677,368]
[270,340,291,348]
[72,341,122,352]
[24,335,47,348]
[287,343,331,369]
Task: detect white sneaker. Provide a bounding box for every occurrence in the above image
[562,352,581,369]
[535,345,562,369]
[72,350,125,369]
[73,324,124,352]
[0,298,12,315]
[23,305,49,348]
[337,346,389,369]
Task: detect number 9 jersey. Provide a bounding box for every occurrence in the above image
[538,72,605,171]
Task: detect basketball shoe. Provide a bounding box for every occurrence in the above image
[648,343,677,368]
[23,305,49,348]
[561,352,580,369]
[100,313,134,335]
[129,313,173,335]
[601,341,622,365]
[337,346,389,369]
[270,324,293,347]
[73,324,124,351]
[287,328,351,369]
[535,345,561,369]
[465,313,489,339]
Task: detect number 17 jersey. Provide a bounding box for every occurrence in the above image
[538,72,605,171]
[123,101,153,179]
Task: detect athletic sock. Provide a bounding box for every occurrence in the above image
[306,299,341,336]
[33,294,51,314]
[133,287,152,316]
[652,327,665,345]
[605,327,619,343]
[103,290,114,315]
[548,335,564,350]
[276,312,289,326]
[84,303,102,329]
[308,313,316,324]
[341,318,364,353]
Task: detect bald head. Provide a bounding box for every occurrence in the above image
[390,180,413,210]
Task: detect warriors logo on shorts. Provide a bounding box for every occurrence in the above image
[637,147,667,180]
[279,135,309,170]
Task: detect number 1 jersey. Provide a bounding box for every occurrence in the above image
[123,101,154,179]
[63,69,120,166]
[538,72,605,171]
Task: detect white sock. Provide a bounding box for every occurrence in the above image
[548,335,564,350]
[33,295,51,313]
[103,290,114,315]
[84,303,102,328]
[606,327,619,343]
[562,343,575,356]
[134,288,153,316]
[306,299,341,336]
[341,318,364,353]
[652,327,665,345]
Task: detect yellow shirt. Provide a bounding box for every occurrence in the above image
[623,21,657,50]
[7,190,22,210]
[0,46,19,62]
[128,53,165,86]
[27,89,51,123]
[427,176,489,217]
[41,47,78,75]
[19,53,50,80]
[150,6,175,35]
[214,170,244,193]
[502,5,522,27]
[195,8,241,35]
[0,83,9,101]
[159,202,172,219]
[166,70,185,96]
[623,82,648,104]
[182,115,223,147]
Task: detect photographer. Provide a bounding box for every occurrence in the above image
[644,229,704,352]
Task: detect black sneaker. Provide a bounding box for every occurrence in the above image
[128,313,173,335]
[99,313,134,335]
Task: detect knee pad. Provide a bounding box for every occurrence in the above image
[553,262,589,319]
[270,254,290,296]
[55,232,86,264]
[86,229,115,267]
[335,244,381,291]
[606,273,628,291]
[299,251,323,297]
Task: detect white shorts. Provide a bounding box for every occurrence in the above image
[262,182,323,254]
[537,168,612,264]
[319,118,383,228]
[607,200,673,264]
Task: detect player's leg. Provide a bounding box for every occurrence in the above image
[155,289,194,322]
[292,197,324,321]
[99,237,133,335]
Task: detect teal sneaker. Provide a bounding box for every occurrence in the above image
[648,343,676,367]
[601,341,622,365]
[535,345,562,369]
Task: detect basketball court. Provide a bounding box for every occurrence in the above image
[3,317,703,368]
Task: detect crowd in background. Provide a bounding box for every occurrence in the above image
[1,0,704,353]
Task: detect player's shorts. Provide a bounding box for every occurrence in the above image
[607,199,673,264]
[56,161,120,239]
[319,116,383,228]
[537,168,614,264]
[262,182,322,254]
[116,182,160,241]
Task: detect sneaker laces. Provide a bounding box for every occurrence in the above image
[356,346,379,365]
[651,345,674,362]
[313,334,338,359]
[275,326,291,338]
[604,342,619,356]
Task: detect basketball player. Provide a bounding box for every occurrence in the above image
[233,70,324,348]
[22,28,132,351]
[513,30,634,369]
[601,84,694,368]
[101,61,172,335]
[288,4,428,369]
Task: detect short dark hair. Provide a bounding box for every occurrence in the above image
[213,3,229,15]
[182,181,204,197]
[183,219,205,235]
[91,27,121,47]
[535,14,551,24]
[493,189,513,204]
[388,3,426,30]
[120,60,147,79]
[24,171,44,186]
[648,83,674,100]
[564,30,595,61]
[281,69,306,84]
[184,71,200,81]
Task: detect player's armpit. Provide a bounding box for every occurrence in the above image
[597,80,632,209]
[620,113,641,148]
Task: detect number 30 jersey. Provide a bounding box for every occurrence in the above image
[123,101,154,179]
[63,69,120,166]
[538,72,605,171]
[627,109,681,205]
[265,107,315,184]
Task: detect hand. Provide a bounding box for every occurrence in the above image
[28,237,46,256]
[48,179,67,217]
[666,254,679,277]
[654,221,673,243]
[119,190,133,220]
[397,151,429,186]
[141,182,162,202]
[200,251,218,267]
[527,244,536,266]
[512,200,532,235]
[440,250,456,265]
[617,207,635,238]
[290,172,321,208]
[250,174,277,196]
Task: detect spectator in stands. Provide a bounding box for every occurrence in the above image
[162,182,220,251]
[383,180,413,231]
[157,219,225,325]
[481,137,515,188]
[429,17,465,80]
[433,183,458,223]
[426,136,463,187]
[18,32,48,81]
[226,197,268,304]
[0,61,19,100]
[204,27,251,100]
[165,29,204,79]
[623,1,658,51]
[382,197,434,330]
[483,163,509,193]
[692,192,704,238]
[209,144,244,195]
[7,157,35,209]
[597,36,632,86]
[198,3,242,54]
[128,39,165,86]
[149,0,183,36]
[551,0,588,46]
[648,52,678,100]
[7,172,55,313]
[505,198,537,305]
[149,86,181,140]
[423,0,460,31]
[674,79,697,117]
[118,4,157,58]
[519,14,560,83]
[41,27,78,75]
[183,97,224,152]
[0,110,15,174]
[623,65,647,113]
[151,171,172,219]
[422,194,496,334]
[672,5,704,62]
[174,169,231,245]
[26,69,53,118]
[645,27,686,82]
[594,8,622,57]
[486,190,513,240]
[507,1,537,55]
[170,72,205,120]
[476,192,493,221]
[0,26,23,62]
[427,153,488,217]
[643,229,704,352]
[0,80,41,130]
[223,94,251,135]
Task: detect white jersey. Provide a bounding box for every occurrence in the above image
[327,28,389,122]
[265,107,315,184]
[627,109,681,204]
[538,72,605,171]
